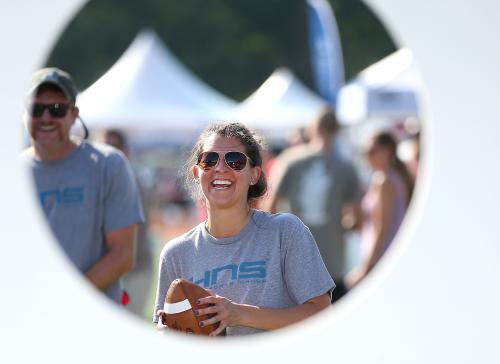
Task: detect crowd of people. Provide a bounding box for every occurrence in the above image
[22,67,420,336]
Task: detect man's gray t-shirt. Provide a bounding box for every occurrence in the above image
[275,146,362,281]
[153,209,335,336]
[22,142,145,302]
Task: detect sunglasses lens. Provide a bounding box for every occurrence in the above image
[225,152,247,171]
[49,104,69,117]
[30,103,70,118]
[198,151,249,171]
[31,104,44,117]
[198,152,219,170]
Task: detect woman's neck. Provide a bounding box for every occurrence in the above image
[205,204,252,238]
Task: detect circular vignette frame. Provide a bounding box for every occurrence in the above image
[1,1,500,363]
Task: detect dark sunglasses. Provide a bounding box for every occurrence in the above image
[197,151,253,171]
[29,103,72,118]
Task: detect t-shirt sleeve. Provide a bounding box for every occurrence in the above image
[153,245,177,323]
[280,214,335,304]
[103,152,145,233]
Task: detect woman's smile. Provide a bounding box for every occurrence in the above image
[211,179,233,190]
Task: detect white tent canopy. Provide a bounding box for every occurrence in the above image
[336,48,423,125]
[77,29,236,134]
[232,68,329,144]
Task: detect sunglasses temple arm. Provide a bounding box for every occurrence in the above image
[78,116,89,140]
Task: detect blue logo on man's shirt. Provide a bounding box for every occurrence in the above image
[39,187,84,210]
[190,260,267,289]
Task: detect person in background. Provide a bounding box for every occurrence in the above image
[266,108,362,303]
[154,122,333,336]
[345,131,414,288]
[21,67,144,304]
[397,132,421,183]
[286,126,310,148]
[102,129,154,317]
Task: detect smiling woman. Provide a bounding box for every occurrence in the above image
[153,122,334,336]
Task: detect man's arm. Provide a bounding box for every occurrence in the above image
[85,224,138,291]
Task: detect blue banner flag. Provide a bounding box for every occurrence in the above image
[307,0,345,107]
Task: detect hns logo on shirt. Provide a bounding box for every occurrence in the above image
[39,187,84,210]
[190,260,267,289]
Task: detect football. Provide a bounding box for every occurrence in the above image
[160,278,220,335]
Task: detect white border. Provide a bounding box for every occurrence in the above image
[2,1,500,363]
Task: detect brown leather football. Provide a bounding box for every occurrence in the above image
[160,278,220,335]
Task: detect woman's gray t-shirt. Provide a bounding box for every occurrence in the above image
[153,209,335,335]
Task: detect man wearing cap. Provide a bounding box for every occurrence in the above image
[21,67,145,304]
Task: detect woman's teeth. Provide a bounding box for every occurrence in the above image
[212,180,232,189]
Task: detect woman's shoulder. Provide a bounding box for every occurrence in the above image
[253,210,314,252]
[253,209,305,230]
[370,171,401,201]
[375,170,406,191]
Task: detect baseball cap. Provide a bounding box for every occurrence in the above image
[28,67,78,103]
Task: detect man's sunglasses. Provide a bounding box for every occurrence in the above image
[28,103,72,118]
[197,151,253,171]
